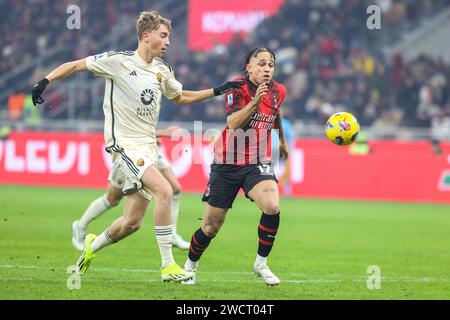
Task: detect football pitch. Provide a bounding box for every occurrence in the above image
[0,185,449,300]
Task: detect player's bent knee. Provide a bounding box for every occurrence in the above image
[123,220,142,234]
[172,186,181,196]
[153,186,173,201]
[108,198,122,207]
[106,190,123,207]
[262,203,280,215]
[126,224,141,234]
[160,190,173,204]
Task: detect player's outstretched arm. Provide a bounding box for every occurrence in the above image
[171,80,245,106]
[45,59,88,82]
[172,88,214,106]
[32,58,88,106]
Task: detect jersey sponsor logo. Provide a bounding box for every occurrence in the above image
[136,107,151,116]
[226,93,233,106]
[248,113,277,130]
[140,89,155,106]
[136,159,145,167]
[156,72,163,84]
[129,70,137,76]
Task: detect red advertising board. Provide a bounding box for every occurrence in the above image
[0,131,110,188]
[188,0,284,51]
[292,139,450,204]
[1,131,449,204]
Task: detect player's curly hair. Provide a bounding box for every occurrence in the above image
[136,11,171,40]
[241,48,276,75]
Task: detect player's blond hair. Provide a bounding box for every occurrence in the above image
[136,11,171,40]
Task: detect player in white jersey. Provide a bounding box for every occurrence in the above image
[31,10,244,282]
[71,127,190,251]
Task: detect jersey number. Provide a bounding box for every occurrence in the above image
[257,165,272,175]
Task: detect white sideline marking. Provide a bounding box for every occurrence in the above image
[0,264,317,277]
[0,265,38,269]
[0,276,340,284]
[0,264,448,283]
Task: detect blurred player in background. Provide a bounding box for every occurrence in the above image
[31,10,243,282]
[71,126,190,251]
[348,132,372,155]
[183,48,288,286]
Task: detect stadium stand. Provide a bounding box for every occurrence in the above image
[0,0,449,139]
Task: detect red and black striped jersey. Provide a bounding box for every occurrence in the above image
[213,76,287,166]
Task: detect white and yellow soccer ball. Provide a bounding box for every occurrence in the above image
[325,112,360,146]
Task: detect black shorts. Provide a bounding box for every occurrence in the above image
[202,163,278,209]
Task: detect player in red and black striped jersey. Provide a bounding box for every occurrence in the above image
[183,48,289,286]
[214,71,287,165]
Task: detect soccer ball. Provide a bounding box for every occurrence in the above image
[325,112,360,146]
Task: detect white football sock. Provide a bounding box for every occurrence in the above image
[255,254,267,266]
[78,195,111,230]
[155,225,174,268]
[91,229,115,253]
[184,258,198,270]
[171,194,180,236]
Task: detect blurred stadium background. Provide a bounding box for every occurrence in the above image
[1,0,450,300]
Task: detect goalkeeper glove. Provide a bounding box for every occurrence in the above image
[213,80,245,96]
[32,78,49,106]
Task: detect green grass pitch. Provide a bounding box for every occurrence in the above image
[0,185,449,300]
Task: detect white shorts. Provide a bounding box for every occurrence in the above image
[108,146,169,200]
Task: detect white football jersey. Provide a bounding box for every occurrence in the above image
[85,50,182,149]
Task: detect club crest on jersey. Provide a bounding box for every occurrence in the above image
[136,159,145,167]
[273,96,278,109]
[226,93,233,107]
[156,72,163,84]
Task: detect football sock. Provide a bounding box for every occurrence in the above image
[257,212,280,258]
[78,195,111,230]
[255,254,267,266]
[91,228,116,253]
[188,228,212,262]
[171,193,180,236]
[155,225,175,268]
[185,258,198,270]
